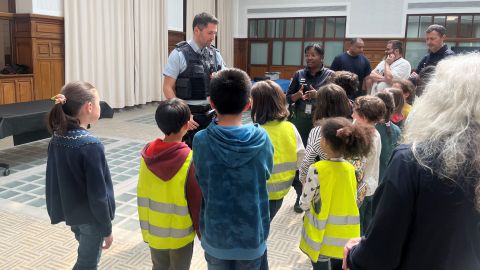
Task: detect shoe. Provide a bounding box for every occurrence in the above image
[293,196,303,213]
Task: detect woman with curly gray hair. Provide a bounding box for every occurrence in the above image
[342,53,480,270]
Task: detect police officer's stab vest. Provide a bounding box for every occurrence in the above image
[175,41,219,100]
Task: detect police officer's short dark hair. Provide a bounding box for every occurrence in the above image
[209,68,251,115]
[155,98,191,135]
[426,24,446,36]
[192,12,219,30]
[388,40,403,54]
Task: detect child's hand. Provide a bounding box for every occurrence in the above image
[102,234,113,249]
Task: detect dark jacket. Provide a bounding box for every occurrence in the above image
[416,44,455,74]
[347,144,480,270]
[46,128,115,237]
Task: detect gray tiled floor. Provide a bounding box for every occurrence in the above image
[0,103,311,269]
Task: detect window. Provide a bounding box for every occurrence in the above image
[405,14,480,69]
[248,16,346,67]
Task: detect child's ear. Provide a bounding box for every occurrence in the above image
[209,97,217,110]
[242,98,252,112]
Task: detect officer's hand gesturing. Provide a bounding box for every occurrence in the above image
[188,115,199,130]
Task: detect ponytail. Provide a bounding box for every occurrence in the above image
[47,81,96,135]
[321,117,373,158]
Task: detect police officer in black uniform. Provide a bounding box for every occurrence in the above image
[163,12,225,146]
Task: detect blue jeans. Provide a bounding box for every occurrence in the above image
[205,250,268,270]
[70,224,104,270]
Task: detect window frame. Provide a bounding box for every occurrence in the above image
[248,16,347,68]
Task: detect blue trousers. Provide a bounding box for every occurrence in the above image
[70,224,104,270]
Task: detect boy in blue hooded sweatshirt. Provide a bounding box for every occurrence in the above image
[193,68,274,270]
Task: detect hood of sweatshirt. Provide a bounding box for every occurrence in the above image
[204,122,269,168]
[140,139,191,181]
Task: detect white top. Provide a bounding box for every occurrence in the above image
[371,58,411,95]
[299,126,326,183]
[364,129,382,196]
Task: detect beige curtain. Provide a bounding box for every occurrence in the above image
[64,0,135,108]
[65,0,168,108]
[216,0,234,67]
[134,0,168,103]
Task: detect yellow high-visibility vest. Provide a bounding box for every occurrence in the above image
[300,160,360,261]
[137,151,195,250]
[262,120,298,200]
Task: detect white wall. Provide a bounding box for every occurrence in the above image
[167,0,183,31]
[235,0,480,38]
[16,0,63,16]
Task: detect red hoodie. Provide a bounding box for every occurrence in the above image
[141,138,202,238]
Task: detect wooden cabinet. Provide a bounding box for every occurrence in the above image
[0,75,34,104]
[14,14,64,102]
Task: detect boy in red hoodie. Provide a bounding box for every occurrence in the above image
[137,98,202,270]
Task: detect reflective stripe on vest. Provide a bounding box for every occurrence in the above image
[305,211,360,231]
[140,220,194,239]
[299,160,360,261]
[137,151,195,250]
[262,121,298,200]
[137,197,190,216]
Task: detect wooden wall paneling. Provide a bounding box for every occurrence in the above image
[0,80,16,104]
[14,38,33,72]
[36,60,52,100]
[16,77,33,102]
[51,60,64,97]
[249,66,269,80]
[234,38,248,71]
[168,30,186,54]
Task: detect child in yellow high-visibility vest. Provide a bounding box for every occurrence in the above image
[251,80,305,222]
[299,117,373,270]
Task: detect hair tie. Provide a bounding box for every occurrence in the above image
[336,127,352,138]
[51,94,66,105]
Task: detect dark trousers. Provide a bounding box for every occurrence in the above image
[183,106,215,148]
[269,198,284,222]
[150,242,193,270]
[311,258,343,270]
[359,195,373,235]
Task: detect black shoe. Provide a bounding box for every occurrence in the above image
[294,196,303,213]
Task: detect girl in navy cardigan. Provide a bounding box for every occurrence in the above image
[46,81,115,270]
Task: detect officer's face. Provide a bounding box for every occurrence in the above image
[195,23,218,48]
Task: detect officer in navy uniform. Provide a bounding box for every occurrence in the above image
[163,12,226,146]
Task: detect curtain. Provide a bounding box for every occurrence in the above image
[65,0,135,108]
[216,0,234,67]
[65,0,168,108]
[134,0,168,103]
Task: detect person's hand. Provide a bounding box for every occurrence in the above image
[409,71,419,80]
[342,237,361,269]
[302,86,317,100]
[188,115,199,130]
[385,53,395,65]
[102,234,113,249]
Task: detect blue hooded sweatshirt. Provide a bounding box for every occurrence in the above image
[192,121,274,260]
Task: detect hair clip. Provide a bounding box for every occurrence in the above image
[51,94,67,105]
